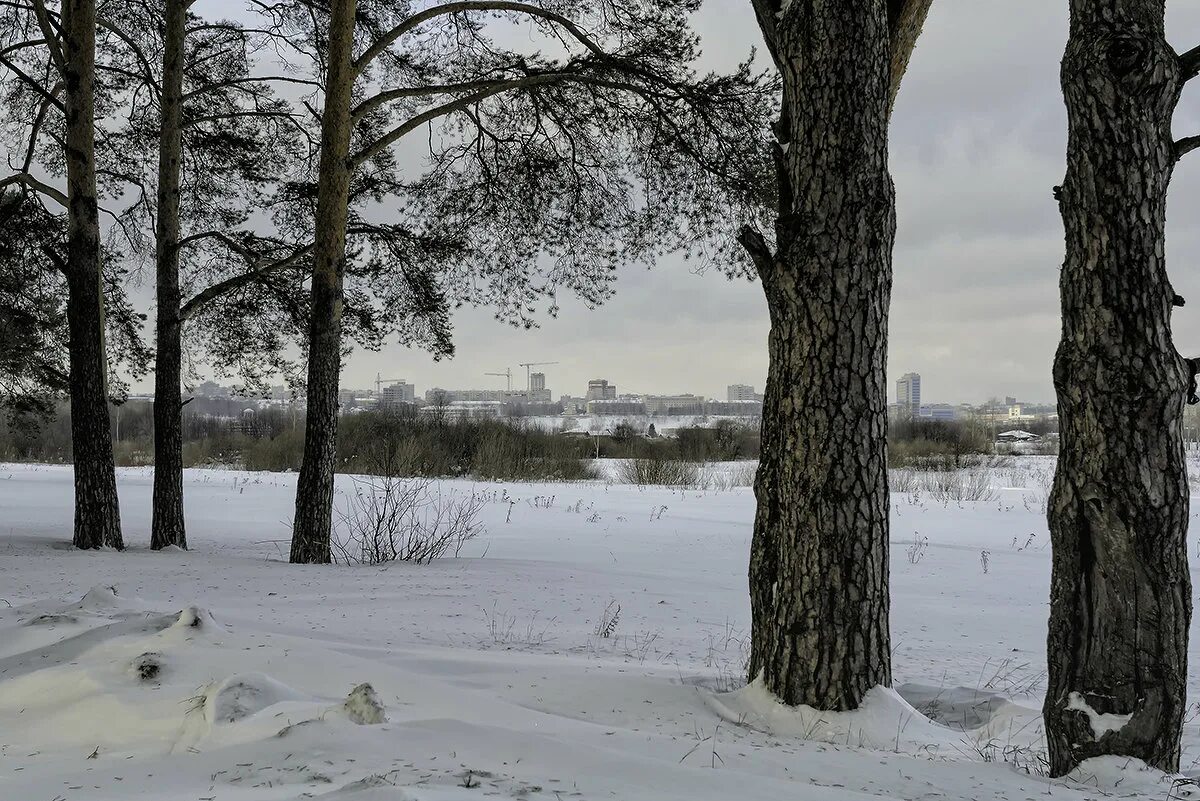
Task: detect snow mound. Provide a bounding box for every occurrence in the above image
[78,583,123,611]
[207,672,309,724]
[709,679,955,752]
[0,589,389,758]
[1070,756,1200,798]
[169,604,225,634]
[708,678,1045,760]
[344,682,387,724]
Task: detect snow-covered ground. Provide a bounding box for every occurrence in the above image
[1,458,1198,800]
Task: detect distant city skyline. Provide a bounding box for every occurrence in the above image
[162,1,1200,406]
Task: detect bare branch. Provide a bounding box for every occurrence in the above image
[1175,135,1200,162]
[0,172,67,207]
[353,78,527,122]
[97,18,160,98]
[179,235,313,320]
[350,75,569,167]
[353,1,606,75]
[0,38,48,60]
[180,74,320,101]
[21,83,60,171]
[0,53,66,111]
[30,0,64,72]
[1180,44,1200,82]
[349,70,683,167]
[737,225,774,275]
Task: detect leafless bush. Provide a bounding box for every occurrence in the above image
[481,603,556,647]
[889,468,918,493]
[919,468,998,503]
[618,458,700,487]
[333,475,486,565]
[961,468,998,501]
[1001,467,1028,488]
[689,462,757,491]
[1023,465,1055,515]
[921,470,958,501]
[906,534,929,564]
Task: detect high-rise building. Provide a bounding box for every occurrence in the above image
[586,379,616,402]
[380,381,416,408]
[897,373,921,414]
[531,372,546,392]
[727,384,759,402]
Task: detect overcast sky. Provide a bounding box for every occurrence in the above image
[200,1,1200,405]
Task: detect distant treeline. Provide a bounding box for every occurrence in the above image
[0,405,762,481]
[0,405,1066,479]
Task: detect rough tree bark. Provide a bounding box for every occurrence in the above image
[290,0,356,564]
[1046,0,1192,775]
[62,0,122,550]
[741,0,929,710]
[151,0,188,550]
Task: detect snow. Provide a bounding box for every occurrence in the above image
[1066,692,1134,740]
[0,457,1198,800]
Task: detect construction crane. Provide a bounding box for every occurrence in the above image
[374,373,408,395]
[518,361,559,393]
[485,368,513,392]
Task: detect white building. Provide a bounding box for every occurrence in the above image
[896,373,922,415]
[380,381,415,408]
[643,394,706,416]
[586,379,617,402]
[418,401,503,421]
[727,384,760,402]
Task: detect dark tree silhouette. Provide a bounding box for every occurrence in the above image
[738,0,931,710]
[1046,0,1197,775]
[96,0,314,549]
[0,0,133,548]
[0,191,68,419]
[263,0,778,563]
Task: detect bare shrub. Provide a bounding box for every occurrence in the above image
[889,467,918,493]
[618,458,699,487]
[1001,467,1027,488]
[333,475,486,565]
[905,534,929,564]
[919,468,997,503]
[690,462,756,491]
[961,468,998,502]
[920,470,958,502]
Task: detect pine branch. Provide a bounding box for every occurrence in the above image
[353,0,606,75]
[0,172,67,207]
[1180,44,1200,82]
[0,53,66,112]
[180,75,320,102]
[1175,136,1200,162]
[29,0,64,73]
[737,226,774,275]
[179,235,313,320]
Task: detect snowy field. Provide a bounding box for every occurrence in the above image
[2,458,1199,800]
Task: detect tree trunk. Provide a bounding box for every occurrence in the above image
[1046,0,1190,776]
[744,0,895,709]
[290,0,357,564]
[62,0,122,550]
[151,0,188,550]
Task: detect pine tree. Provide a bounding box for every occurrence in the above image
[1046,0,1197,775]
[738,0,932,710]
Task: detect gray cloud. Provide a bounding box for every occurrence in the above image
[188,2,1200,404]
